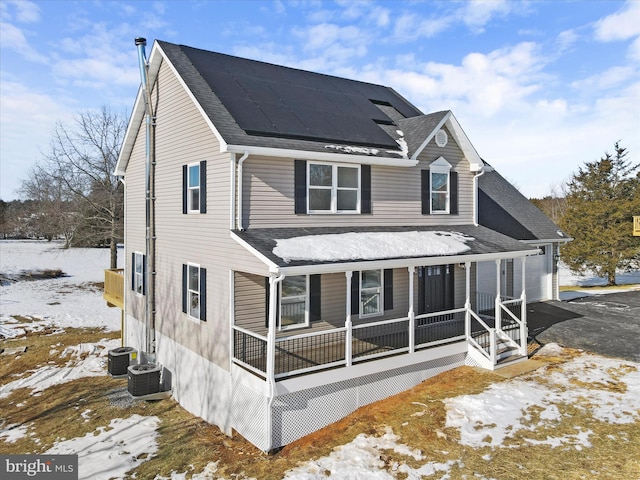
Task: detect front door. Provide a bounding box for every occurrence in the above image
[418,265,454,314]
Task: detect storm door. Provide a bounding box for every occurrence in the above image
[418,264,455,314]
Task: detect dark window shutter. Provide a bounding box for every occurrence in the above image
[182,165,188,214]
[351,272,360,316]
[421,169,430,215]
[142,254,147,295]
[182,264,188,314]
[361,164,371,214]
[310,275,321,322]
[199,160,207,214]
[131,252,135,291]
[294,160,307,214]
[450,172,458,215]
[384,269,393,310]
[199,267,207,321]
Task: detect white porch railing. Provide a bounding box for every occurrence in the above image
[232,294,526,379]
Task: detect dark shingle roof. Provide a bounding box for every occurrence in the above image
[478,170,568,241]
[233,225,536,268]
[157,41,424,157]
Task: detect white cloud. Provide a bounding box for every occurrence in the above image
[555,29,580,54]
[571,65,637,91]
[0,21,48,63]
[0,0,40,23]
[460,0,512,33]
[294,23,370,67]
[0,80,72,199]
[594,0,640,42]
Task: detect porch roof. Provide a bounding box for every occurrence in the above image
[231,224,538,274]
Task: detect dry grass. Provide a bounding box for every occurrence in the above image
[1,329,639,479]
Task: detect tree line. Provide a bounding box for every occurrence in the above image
[0,107,125,269]
[531,141,639,286]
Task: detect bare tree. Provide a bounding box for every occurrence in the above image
[21,107,125,267]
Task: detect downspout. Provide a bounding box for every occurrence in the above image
[135,37,157,359]
[118,176,126,347]
[266,272,284,453]
[236,151,249,231]
[472,167,485,227]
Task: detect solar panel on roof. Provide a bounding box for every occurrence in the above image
[180,45,420,148]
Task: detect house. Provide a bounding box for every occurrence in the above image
[111,38,553,452]
[477,167,571,302]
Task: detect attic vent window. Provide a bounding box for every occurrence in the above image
[435,129,448,147]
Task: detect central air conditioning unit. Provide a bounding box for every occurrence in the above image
[127,363,161,397]
[107,347,137,376]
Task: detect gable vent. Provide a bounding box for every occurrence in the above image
[435,129,448,147]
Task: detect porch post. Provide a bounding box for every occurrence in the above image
[495,259,502,332]
[266,273,283,453]
[520,256,528,355]
[266,274,283,383]
[408,266,415,353]
[465,261,471,340]
[345,271,353,367]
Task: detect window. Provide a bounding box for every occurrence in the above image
[351,269,393,316]
[131,252,145,295]
[182,263,207,321]
[182,161,207,214]
[431,170,449,213]
[295,160,370,214]
[421,157,458,215]
[133,252,144,295]
[187,163,200,212]
[360,269,383,317]
[280,275,309,330]
[308,162,360,213]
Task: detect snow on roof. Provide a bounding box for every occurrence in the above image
[272,231,473,263]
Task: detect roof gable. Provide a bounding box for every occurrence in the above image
[478,170,569,241]
[117,40,486,174]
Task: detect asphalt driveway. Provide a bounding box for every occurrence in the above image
[527,290,640,362]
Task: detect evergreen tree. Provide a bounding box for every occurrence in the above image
[560,142,640,285]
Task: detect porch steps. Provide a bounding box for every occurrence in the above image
[495,341,527,368]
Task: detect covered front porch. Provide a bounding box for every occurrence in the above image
[232,257,532,381]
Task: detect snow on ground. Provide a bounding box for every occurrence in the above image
[0,240,122,333]
[273,231,472,263]
[558,262,640,300]
[46,414,160,480]
[445,347,640,449]
[0,338,120,399]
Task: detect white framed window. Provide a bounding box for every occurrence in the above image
[308,162,360,213]
[430,157,452,214]
[187,263,201,320]
[187,163,201,213]
[360,269,383,317]
[133,252,144,295]
[280,275,309,330]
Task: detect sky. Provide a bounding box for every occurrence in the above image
[1,0,639,201]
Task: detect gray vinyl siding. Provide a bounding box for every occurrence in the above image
[241,126,474,229]
[125,114,148,323]
[234,266,466,337]
[124,60,266,370]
